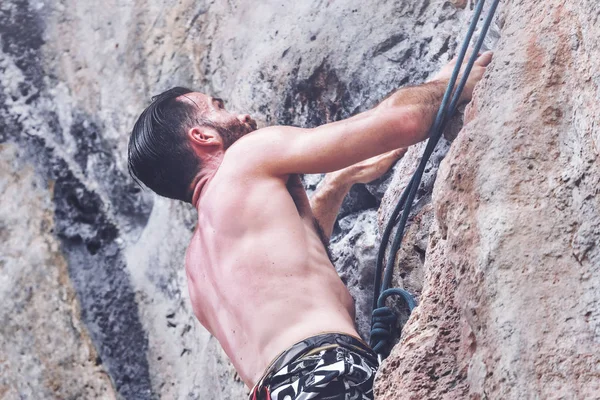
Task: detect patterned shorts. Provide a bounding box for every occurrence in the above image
[249,333,378,400]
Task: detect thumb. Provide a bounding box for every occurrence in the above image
[393,148,407,158]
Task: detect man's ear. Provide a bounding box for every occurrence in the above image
[188,126,220,148]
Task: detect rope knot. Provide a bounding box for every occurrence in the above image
[370,306,398,356]
[369,288,416,359]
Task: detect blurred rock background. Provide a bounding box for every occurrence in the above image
[1,0,598,399]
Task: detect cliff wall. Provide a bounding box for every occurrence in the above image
[376,1,600,398]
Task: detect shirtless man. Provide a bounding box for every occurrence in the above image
[128,51,493,399]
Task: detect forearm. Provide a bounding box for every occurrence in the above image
[377,80,449,143]
[259,53,490,176]
[307,83,450,238]
[310,171,353,240]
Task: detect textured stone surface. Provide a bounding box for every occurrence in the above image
[376,1,600,399]
[0,143,116,400]
[330,210,380,339]
[0,0,244,397]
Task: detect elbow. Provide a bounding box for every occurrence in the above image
[375,104,427,146]
[404,107,430,144]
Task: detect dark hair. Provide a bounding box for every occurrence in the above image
[128,87,201,203]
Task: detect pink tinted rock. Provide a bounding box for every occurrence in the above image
[376,1,600,398]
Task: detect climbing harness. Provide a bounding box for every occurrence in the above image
[370,0,501,361]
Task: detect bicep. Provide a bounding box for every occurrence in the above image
[252,105,420,175]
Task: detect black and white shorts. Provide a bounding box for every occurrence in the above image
[249,333,378,400]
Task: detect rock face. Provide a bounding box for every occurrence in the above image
[1,0,596,399]
[375,1,600,399]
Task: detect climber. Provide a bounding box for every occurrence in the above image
[127,51,492,400]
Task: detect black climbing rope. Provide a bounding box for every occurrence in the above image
[370,0,501,360]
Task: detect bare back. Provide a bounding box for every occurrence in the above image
[185,135,358,387]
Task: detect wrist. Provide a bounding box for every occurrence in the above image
[426,74,449,85]
[322,169,355,192]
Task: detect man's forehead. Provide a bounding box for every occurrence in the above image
[178,92,211,112]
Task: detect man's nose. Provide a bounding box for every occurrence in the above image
[238,114,252,123]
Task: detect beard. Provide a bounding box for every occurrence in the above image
[214,118,257,150]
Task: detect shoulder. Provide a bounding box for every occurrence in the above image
[227,125,305,152]
[222,125,307,174]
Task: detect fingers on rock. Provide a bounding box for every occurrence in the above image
[476,51,494,66]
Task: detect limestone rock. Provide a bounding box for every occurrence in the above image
[0,143,116,399]
[375,1,600,398]
[331,210,380,339]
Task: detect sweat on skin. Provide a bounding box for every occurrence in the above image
[127,51,493,388]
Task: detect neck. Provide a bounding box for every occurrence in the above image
[190,173,213,209]
[190,150,225,208]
